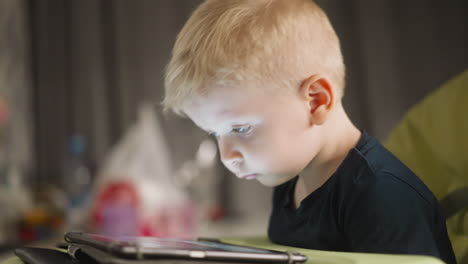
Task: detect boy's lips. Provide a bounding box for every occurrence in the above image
[240,173,259,180]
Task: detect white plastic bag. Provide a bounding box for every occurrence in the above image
[90,103,195,238]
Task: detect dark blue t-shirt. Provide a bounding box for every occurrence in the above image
[268,132,456,264]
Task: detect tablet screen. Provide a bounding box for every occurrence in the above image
[86,233,275,254]
[65,232,308,263]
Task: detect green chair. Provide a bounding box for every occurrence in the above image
[385,69,468,264]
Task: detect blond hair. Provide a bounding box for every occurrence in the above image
[163,0,345,115]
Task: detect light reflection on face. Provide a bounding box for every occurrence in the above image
[183,84,321,187]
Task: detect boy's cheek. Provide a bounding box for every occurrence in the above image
[249,152,281,172]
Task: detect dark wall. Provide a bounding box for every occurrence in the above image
[318,0,468,138]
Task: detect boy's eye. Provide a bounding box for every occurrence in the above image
[231,126,252,134]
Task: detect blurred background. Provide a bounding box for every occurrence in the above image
[0,0,467,257]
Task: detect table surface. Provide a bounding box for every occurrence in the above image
[1,236,446,264]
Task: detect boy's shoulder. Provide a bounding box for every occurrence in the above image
[270,132,454,262]
[336,131,438,208]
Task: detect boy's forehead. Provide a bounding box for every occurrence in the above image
[184,85,252,112]
[183,96,248,123]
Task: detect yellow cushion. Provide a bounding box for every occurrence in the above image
[384,69,468,263]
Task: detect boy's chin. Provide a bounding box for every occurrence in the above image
[257,174,296,187]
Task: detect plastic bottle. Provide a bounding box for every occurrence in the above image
[63,135,93,231]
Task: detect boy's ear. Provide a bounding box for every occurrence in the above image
[300,74,334,125]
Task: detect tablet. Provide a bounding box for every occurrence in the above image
[64,232,307,263]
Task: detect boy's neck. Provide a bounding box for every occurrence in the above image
[294,104,361,209]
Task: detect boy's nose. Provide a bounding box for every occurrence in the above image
[218,137,243,167]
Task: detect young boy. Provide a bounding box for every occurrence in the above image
[163,0,456,263]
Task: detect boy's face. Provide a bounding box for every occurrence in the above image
[183,83,322,187]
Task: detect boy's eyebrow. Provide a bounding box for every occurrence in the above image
[197,116,262,134]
